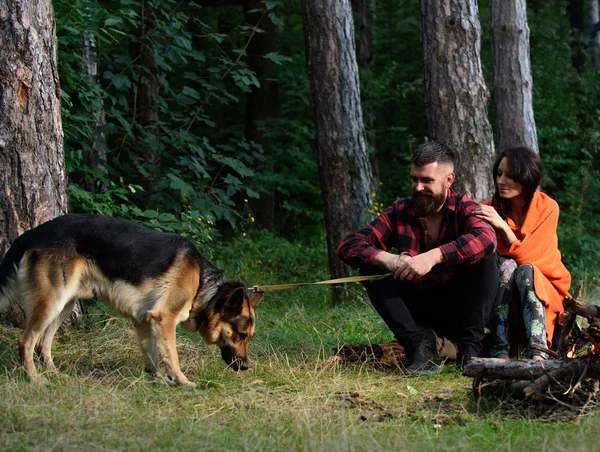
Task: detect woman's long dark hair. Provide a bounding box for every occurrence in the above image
[491,146,543,219]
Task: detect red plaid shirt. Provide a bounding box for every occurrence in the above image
[337,189,497,287]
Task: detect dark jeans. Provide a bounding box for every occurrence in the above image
[360,253,499,357]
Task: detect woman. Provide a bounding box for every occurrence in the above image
[474,147,571,360]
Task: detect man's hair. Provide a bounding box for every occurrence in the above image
[411,141,455,168]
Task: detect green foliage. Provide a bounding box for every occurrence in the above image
[55,0,282,241]
[525,3,600,285]
[54,0,599,287]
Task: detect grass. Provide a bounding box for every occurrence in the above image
[1,233,600,451]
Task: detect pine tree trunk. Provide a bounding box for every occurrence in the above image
[302,0,373,302]
[420,0,495,201]
[0,0,69,253]
[0,0,70,326]
[490,0,539,154]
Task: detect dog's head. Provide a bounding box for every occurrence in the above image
[197,283,263,371]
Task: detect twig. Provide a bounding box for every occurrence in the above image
[531,343,559,359]
[543,392,578,411]
[579,392,596,416]
[567,353,592,396]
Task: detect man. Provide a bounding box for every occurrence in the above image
[337,142,498,375]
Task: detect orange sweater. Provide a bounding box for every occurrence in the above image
[484,191,571,345]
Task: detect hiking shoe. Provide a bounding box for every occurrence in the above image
[456,351,475,370]
[406,329,444,376]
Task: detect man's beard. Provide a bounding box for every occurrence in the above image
[409,190,447,217]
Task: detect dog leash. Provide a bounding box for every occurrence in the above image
[249,272,393,293]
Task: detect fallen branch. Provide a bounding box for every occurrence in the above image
[463,357,588,380]
[557,281,583,359]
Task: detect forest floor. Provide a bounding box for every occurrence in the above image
[1,237,600,451]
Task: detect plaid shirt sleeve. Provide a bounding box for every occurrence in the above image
[336,203,399,269]
[438,197,497,265]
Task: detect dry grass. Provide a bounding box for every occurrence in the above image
[2,298,600,451]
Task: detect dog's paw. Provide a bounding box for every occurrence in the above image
[30,375,48,385]
[166,375,196,388]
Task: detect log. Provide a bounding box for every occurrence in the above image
[564,298,600,320]
[463,357,589,380]
[558,281,584,358]
[557,312,577,359]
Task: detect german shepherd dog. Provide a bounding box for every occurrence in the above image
[0,214,263,386]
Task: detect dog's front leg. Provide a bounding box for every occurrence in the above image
[148,311,196,387]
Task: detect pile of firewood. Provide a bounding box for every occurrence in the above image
[464,282,600,417]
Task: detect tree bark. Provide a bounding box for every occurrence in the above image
[0,0,69,255]
[0,0,70,326]
[302,0,373,302]
[245,1,279,231]
[420,0,495,201]
[463,357,587,380]
[490,0,539,154]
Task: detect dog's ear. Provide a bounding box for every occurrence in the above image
[223,287,245,317]
[249,291,263,309]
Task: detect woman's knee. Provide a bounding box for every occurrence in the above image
[499,258,517,285]
[513,264,534,280]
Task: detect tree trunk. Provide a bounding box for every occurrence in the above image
[589,0,600,73]
[82,30,108,193]
[0,0,70,325]
[302,0,374,302]
[130,6,160,184]
[0,0,69,252]
[245,1,279,231]
[351,0,380,189]
[490,0,539,154]
[420,0,495,201]
[567,0,586,71]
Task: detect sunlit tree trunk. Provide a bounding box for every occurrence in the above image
[490,0,538,154]
[0,0,70,325]
[420,0,495,201]
[302,0,373,302]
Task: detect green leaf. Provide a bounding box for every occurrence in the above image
[104,17,123,27]
[158,212,177,222]
[263,52,291,66]
[142,210,158,219]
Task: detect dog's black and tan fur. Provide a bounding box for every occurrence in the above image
[0,214,263,386]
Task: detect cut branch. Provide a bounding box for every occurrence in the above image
[463,357,587,380]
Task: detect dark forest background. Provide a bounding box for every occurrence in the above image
[55,0,600,285]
